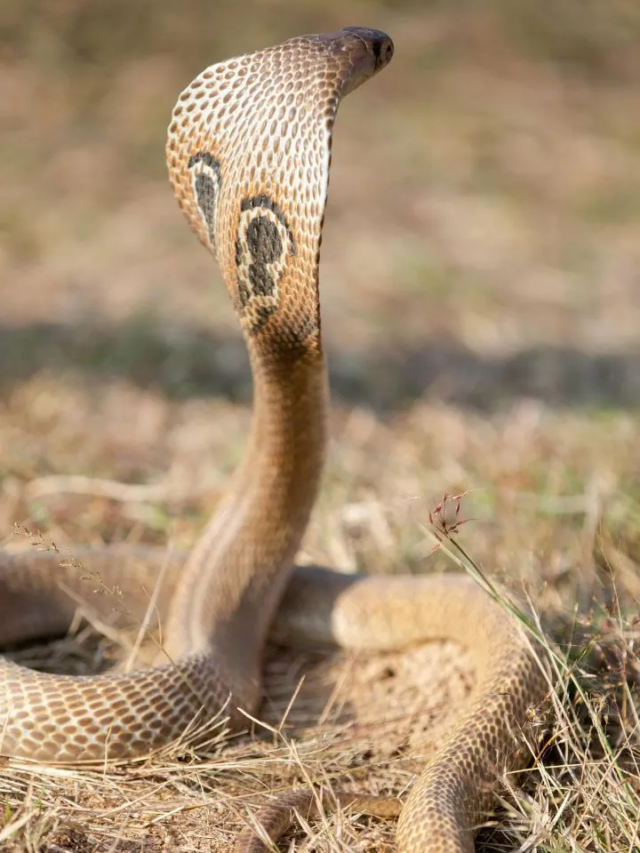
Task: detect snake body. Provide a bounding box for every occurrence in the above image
[0,29,547,853]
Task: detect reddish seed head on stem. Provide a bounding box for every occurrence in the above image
[428,491,471,551]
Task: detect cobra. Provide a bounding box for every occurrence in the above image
[0,28,548,853]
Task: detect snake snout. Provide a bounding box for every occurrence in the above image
[312,27,394,97]
[342,26,394,72]
[340,27,394,93]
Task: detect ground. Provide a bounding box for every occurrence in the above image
[1,1,639,851]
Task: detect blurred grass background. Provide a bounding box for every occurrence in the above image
[2,0,640,409]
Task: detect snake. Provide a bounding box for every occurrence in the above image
[0,28,549,853]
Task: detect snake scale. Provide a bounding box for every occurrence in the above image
[0,28,548,853]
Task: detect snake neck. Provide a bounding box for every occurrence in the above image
[164,340,328,697]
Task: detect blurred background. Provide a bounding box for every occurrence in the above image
[3,0,640,412]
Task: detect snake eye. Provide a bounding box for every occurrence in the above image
[379,41,394,69]
[373,38,394,72]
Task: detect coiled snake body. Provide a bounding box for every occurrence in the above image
[0,29,547,853]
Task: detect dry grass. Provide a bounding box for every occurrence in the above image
[1,1,640,851]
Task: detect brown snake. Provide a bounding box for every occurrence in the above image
[0,28,549,853]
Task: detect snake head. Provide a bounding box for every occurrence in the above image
[167,28,393,355]
[312,27,394,97]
